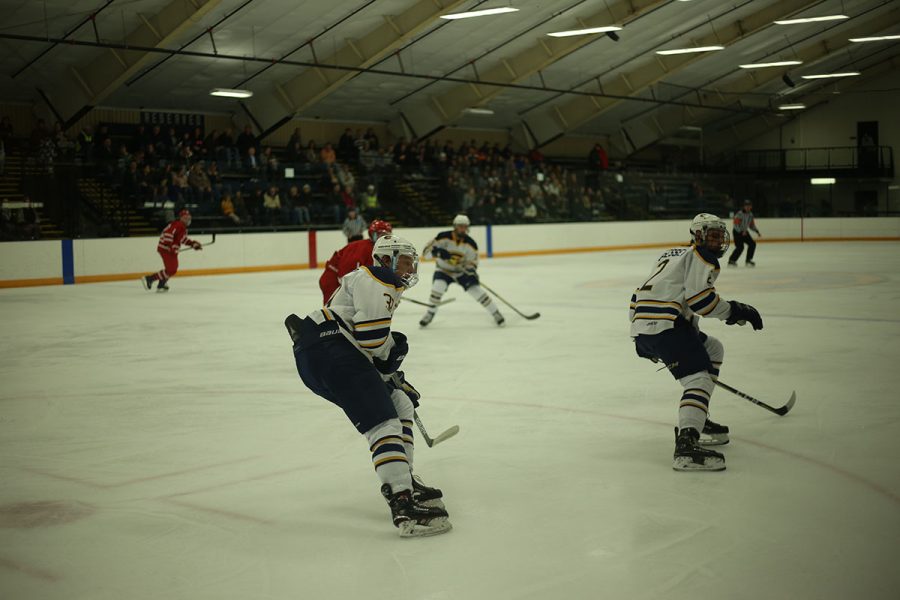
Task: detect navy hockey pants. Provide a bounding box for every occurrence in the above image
[293,332,397,434]
[634,318,713,380]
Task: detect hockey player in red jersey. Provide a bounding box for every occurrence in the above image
[318,219,393,303]
[141,209,202,292]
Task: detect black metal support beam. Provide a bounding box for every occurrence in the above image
[11,0,115,79]
[0,31,765,116]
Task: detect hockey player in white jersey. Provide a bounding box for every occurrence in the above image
[285,235,451,537]
[419,214,505,327]
[630,214,763,471]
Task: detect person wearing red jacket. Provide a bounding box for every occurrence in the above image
[319,219,392,303]
[141,209,202,292]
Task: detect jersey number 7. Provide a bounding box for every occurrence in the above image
[639,259,669,291]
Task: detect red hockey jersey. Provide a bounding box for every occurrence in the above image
[320,239,375,301]
[157,220,195,253]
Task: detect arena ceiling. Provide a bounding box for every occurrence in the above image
[0,0,898,154]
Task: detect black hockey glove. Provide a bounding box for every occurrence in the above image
[388,370,420,408]
[373,332,408,374]
[432,247,451,260]
[726,301,763,331]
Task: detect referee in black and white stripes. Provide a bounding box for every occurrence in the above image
[728,199,762,267]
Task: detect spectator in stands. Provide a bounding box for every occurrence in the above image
[320,142,336,166]
[217,128,238,168]
[164,127,179,158]
[522,198,538,223]
[206,161,222,199]
[364,127,379,151]
[263,184,282,224]
[221,193,241,224]
[304,140,319,165]
[262,146,280,180]
[342,206,366,242]
[171,166,189,202]
[287,140,304,164]
[327,182,344,222]
[360,184,378,216]
[233,190,251,224]
[122,160,140,205]
[204,129,219,160]
[95,137,114,173]
[21,196,40,240]
[299,183,320,222]
[237,125,257,158]
[358,141,377,171]
[188,163,213,206]
[338,128,355,162]
[288,127,302,149]
[245,146,262,175]
[248,188,264,223]
[285,185,310,225]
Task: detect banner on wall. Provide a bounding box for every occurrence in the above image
[140,111,205,129]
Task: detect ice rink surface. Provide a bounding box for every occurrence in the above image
[2,241,899,600]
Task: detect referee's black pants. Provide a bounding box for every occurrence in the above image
[729,230,756,263]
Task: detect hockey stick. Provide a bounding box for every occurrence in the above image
[716,380,797,416]
[414,412,459,447]
[479,282,541,320]
[404,297,456,308]
[178,233,216,253]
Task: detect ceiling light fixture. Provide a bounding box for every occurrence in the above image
[440,7,519,20]
[811,177,836,185]
[801,72,860,79]
[774,15,848,25]
[778,104,806,110]
[547,26,621,38]
[463,107,495,115]
[656,45,725,56]
[210,88,253,98]
[739,60,803,69]
[849,34,900,42]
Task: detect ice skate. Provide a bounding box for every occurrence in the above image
[381,484,451,537]
[745,260,755,267]
[699,418,730,446]
[673,427,725,471]
[141,275,155,291]
[411,474,445,510]
[419,312,434,327]
[493,311,505,327]
[157,283,170,293]
[727,260,737,267]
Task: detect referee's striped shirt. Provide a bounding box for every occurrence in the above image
[732,210,758,234]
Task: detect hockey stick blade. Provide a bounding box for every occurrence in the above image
[414,412,459,448]
[716,380,796,417]
[430,425,460,446]
[773,391,797,416]
[479,282,540,321]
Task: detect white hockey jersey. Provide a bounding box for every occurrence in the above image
[425,231,479,275]
[629,244,732,337]
[306,265,404,362]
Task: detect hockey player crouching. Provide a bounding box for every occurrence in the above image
[285,235,451,537]
[141,209,202,292]
[419,214,505,327]
[630,214,763,471]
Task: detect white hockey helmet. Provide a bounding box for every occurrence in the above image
[372,234,419,288]
[452,214,471,228]
[689,213,730,258]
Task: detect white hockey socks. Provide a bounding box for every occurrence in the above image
[676,371,715,433]
[423,279,449,316]
[466,284,500,316]
[365,419,412,493]
[389,388,416,471]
